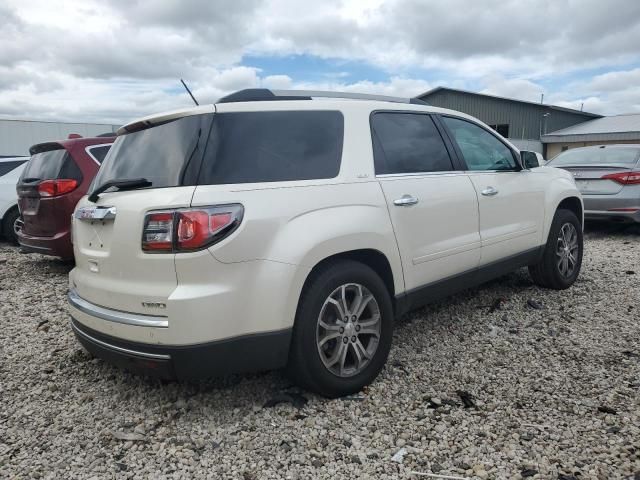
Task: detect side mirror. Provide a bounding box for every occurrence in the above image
[521,151,540,169]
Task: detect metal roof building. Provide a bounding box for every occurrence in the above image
[541,113,640,158]
[417,87,601,156]
[0,119,119,157]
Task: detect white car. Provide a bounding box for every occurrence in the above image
[68,89,583,397]
[0,157,29,243]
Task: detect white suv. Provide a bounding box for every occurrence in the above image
[68,89,583,397]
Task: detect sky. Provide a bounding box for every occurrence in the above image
[2,0,640,125]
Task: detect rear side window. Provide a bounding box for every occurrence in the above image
[442,116,517,171]
[21,149,81,182]
[198,111,343,185]
[86,145,112,164]
[371,112,453,174]
[0,160,27,176]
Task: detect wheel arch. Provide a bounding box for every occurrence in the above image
[302,248,397,299]
[556,196,583,228]
[287,247,402,335]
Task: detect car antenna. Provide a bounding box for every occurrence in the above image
[180,79,199,106]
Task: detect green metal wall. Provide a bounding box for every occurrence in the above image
[421,90,596,140]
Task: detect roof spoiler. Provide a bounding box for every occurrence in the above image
[29,142,65,155]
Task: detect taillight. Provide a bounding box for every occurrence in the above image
[601,171,640,185]
[37,179,78,197]
[142,204,243,253]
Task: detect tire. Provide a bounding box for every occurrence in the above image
[287,260,394,398]
[529,208,583,290]
[2,208,21,245]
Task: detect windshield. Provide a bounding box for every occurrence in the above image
[548,147,640,166]
[92,114,212,190]
[21,149,69,180]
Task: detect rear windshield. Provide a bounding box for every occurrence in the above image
[92,110,343,189]
[21,149,80,181]
[92,114,212,189]
[548,147,640,166]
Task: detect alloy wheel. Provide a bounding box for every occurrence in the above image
[316,283,381,377]
[556,222,579,278]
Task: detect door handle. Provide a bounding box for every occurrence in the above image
[393,195,419,206]
[481,186,499,196]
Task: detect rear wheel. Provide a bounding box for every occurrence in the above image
[529,208,583,289]
[2,208,21,245]
[288,260,394,398]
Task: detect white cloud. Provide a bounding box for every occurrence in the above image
[481,76,544,104]
[1,0,640,122]
[262,75,293,89]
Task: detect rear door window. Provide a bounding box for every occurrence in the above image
[371,112,454,174]
[0,160,27,177]
[198,111,343,184]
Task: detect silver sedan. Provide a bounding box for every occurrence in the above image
[546,145,640,223]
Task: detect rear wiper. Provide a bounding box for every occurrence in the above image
[88,178,152,203]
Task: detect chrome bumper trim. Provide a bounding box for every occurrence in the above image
[71,321,171,360]
[68,288,169,328]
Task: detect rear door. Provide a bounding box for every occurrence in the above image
[440,115,545,265]
[371,112,481,291]
[17,146,81,237]
[71,114,212,314]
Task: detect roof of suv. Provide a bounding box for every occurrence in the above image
[118,88,478,136]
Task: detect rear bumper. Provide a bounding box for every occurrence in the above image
[584,210,640,223]
[583,191,640,223]
[17,228,73,259]
[71,316,292,380]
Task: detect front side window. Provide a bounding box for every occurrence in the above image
[371,112,453,174]
[443,116,517,171]
[199,111,343,185]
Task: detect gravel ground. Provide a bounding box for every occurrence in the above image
[1,223,639,479]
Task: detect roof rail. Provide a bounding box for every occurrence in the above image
[217,88,429,106]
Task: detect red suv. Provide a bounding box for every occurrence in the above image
[16,135,114,260]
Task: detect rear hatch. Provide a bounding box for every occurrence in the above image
[547,146,640,195]
[71,112,213,314]
[17,144,81,237]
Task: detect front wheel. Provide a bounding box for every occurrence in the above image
[287,260,394,398]
[529,208,583,289]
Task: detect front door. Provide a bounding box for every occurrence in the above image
[440,115,545,265]
[371,111,481,291]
